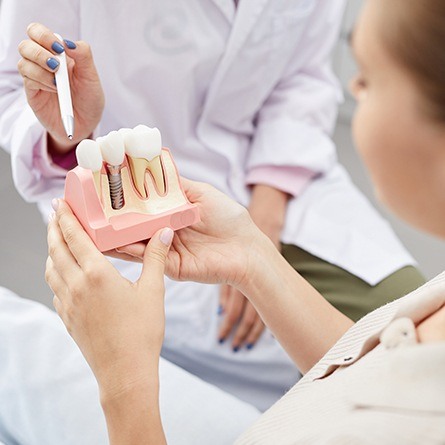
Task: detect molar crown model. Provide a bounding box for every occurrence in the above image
[65,125,200,252]
[120,125,165,198]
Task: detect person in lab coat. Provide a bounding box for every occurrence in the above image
[0,0,424,414]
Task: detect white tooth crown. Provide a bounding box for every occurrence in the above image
[133,124,150,133]
[99,131,125,166]
[118,128,132,141]
[124,126,162,161]
[76,139,103,172]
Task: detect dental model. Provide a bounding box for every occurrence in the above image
[123,125,166,197]
[64,125,200,252]
[98,131,126,210]
[75,139,103,193]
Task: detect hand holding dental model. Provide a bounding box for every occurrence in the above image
[47,176,352,442]
[65,125,199,251]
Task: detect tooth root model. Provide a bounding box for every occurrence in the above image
[123,125,165,198]
[98,131,126,210]
[147,156,165,195]
[75,139,103,193]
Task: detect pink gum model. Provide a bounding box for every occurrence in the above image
[64,148,200,252]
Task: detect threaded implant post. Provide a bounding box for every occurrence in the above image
[106,164,124,210]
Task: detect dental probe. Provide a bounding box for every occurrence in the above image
[54,33,74,140]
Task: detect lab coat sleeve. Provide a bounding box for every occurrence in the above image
[245,165,317,197]
[246,1,346,187]
[0,0,79,203]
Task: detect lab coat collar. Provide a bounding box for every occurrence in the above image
[202,0,269,114]
[210,0,236,23]
[225,0,270,62]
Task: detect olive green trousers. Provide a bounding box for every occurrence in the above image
[281,244,426,322]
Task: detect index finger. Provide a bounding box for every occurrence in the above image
[55,199,105,269]
[27,22,65,55]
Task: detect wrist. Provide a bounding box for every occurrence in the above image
[100,369,166,445]
[47,132,78,156]
[95,352,160,401]
[99,360,160,407]
[249,184,289,232]
[236,228,278,295]
[47,129,95,156]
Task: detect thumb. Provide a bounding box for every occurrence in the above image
[139,228,174,288]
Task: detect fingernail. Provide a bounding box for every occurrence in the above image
[160,227,174,246]
[51,41,65,54]
[233,346,240,353]
[51,198,59,211]
[246,343,254,350]
[218,338,225,344]
[217,305,224,316]
[64,39,77,50]
[46,57,59,70]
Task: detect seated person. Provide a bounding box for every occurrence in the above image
[45,0,445,443]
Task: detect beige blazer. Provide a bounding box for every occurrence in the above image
[236,272,445,444]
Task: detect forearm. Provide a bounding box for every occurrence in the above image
[100,366,166,445]
[239,233,353,374]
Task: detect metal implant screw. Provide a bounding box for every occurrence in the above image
[106,164,125,210]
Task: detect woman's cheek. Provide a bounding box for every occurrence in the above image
[351,100,373,162]
[351,99,390,191]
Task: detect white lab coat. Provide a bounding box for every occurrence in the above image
[0,0,414,411]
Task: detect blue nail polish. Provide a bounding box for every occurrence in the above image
[218,338,225,344]
[64,39,77,49]
[51,41,64,54]
[246,343,254,350]
[233,346,240,353]
[46,57,59,70]
[217,305,224,316]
